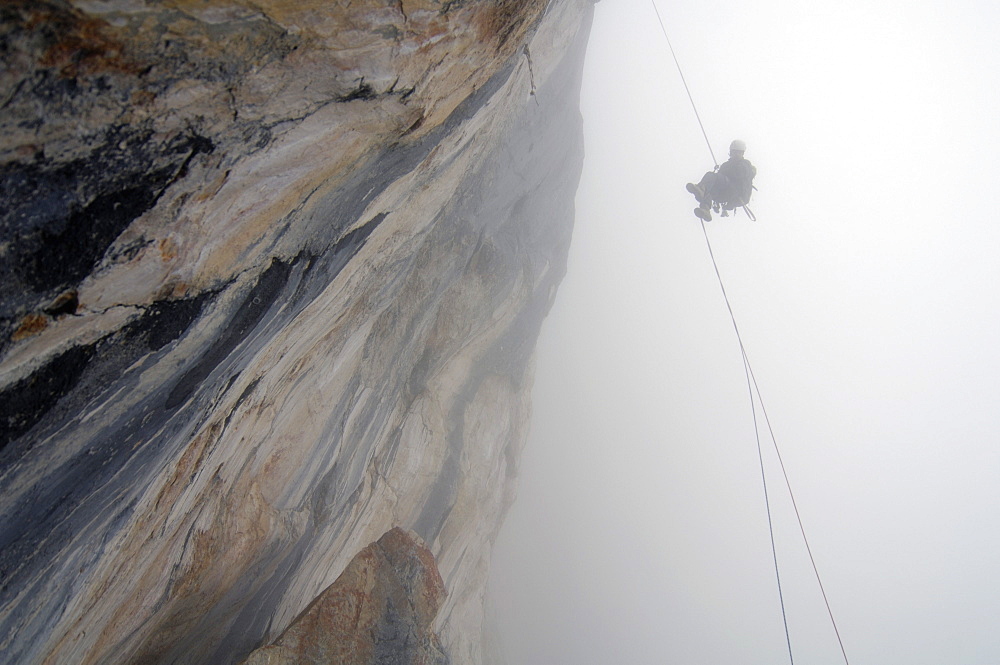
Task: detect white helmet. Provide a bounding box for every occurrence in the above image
[730,139,747,153]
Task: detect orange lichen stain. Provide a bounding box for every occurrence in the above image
[158,237,179,262]
[476,0,545,51]
[43,289,79,317]
[14,144,41,159]
[171,282,190,298]
[193,169,230,204]
[11,313,49,341]
[130,89,157,108]
[150,423,220,514]
[16,0,143,78]
[154,280,191,300]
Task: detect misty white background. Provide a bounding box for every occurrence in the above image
[489,0,1000,663]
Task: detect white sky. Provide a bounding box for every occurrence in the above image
[490,0,1000,663]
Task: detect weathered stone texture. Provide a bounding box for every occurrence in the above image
[240,528,448,665]
[0,0,594,663]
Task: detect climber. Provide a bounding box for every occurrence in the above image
[686,139,757,222]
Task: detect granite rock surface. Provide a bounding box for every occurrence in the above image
[0,0,593,662]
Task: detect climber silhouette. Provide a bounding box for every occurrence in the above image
[686,140,756,221]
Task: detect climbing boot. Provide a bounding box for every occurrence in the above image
[686,183,706,201]
[694,207,712,222]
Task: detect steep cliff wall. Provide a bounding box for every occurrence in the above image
[0,1,593,663]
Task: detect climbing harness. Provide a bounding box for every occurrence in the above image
[742,185,759,221]
[649,1,849,663]
[717,203,756,221]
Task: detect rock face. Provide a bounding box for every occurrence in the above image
[0,0,593,663]
[240,528,448,665]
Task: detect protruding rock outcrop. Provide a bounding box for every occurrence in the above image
[0,1,594,663]
[240,528,448,665]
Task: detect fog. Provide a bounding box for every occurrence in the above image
[489,0,1000,663]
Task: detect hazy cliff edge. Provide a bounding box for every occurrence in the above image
[0,0,593,663]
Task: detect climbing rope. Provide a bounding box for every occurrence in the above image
[649,1,851,663]
[699,222,795,665]
[699,222,852,665]
[743,354,853,665]
[744,347,795,664]
[649,0,718,167]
